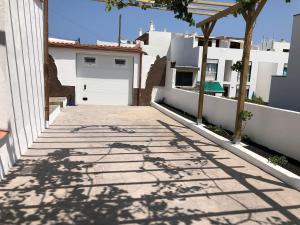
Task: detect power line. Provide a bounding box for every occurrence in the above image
[49,8,103,40]
[48,32,78,41]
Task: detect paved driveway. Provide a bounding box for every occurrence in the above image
[0,106,300,225]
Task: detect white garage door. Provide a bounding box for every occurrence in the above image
[76,54,133,105]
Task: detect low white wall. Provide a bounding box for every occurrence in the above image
[154,63,300,162]
[0,0,45,178]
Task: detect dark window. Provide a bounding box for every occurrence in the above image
[84,57,96,64]
[198,38,212,47]
[115,59,126,65]
[230,42,241,49]
[175,71,193,86]
[223,86,229,97]
[283,49,289,53]
[236,87,250,99]
[248,62,252,82]
[236,61,252,82]
[283,63,288,76]
[216,39,220,47]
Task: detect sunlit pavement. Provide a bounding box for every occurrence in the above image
[0,106,300,225]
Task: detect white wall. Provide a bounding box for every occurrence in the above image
[269,15,300,111]
[49,47,142,100]
[141,55,156,88]
[154,63,300,162]
[49,47,77,86]
[0,0,44,178]
[142,31,172,58]
[255,62,278,102]
[170,36,199,67]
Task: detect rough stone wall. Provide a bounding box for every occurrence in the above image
[49,54,75,105]
[133,56,166,106]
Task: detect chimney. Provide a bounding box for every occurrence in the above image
[150,20,155,31]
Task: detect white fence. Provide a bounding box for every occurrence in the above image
[153,86,300,162]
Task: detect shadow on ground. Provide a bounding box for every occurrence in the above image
[0,121,299,225]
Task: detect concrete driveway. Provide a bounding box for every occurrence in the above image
[0,106,300,225]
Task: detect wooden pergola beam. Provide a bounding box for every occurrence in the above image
[95,0,237,16]
[188,5,224,12]
[196,2,241,27]
[192,0,235,7]
[136,0,234,7]
[189,10,215,16]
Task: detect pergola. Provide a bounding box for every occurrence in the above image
[43,0,267,142]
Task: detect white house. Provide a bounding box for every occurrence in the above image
[269,14,300,111]
[49,39,143,106]
[49,21,290,107]
[136,24,289,102]
[0,0,45,178]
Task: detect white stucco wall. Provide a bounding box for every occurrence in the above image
[49,47,77,86]
[142,31,172,58]
[255,62,278,102]
[170,36,200,67]
[269,15,300,111]
[154,63,300,162]
[0,0,44,178]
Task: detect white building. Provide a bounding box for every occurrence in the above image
[49,39,143,106]
[269,14,300,111]
[49,21,290,107]
[136,22,289,102]
[0,0,45,178]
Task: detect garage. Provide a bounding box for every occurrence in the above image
[76,53,134,105]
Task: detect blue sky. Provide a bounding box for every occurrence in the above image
[49,0,300,44]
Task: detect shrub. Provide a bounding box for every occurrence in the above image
[207,125,229,137]
[268,155,288,167]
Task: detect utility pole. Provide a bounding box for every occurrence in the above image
[118,14,122,46]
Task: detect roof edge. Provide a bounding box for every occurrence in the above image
[49,42,142,53]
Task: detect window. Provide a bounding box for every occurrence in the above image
[236,61,252,82]
[230,42,241,49]
[198,38,212,47]
[236,86,250,99]
[175,71,193,86]
[283,63,288,76]
[223,86,229,97]
[115,59,126,66]
[283,49,289,53]
[84,57,96,64]
[248,62,252,82]
[206,59,218,80]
